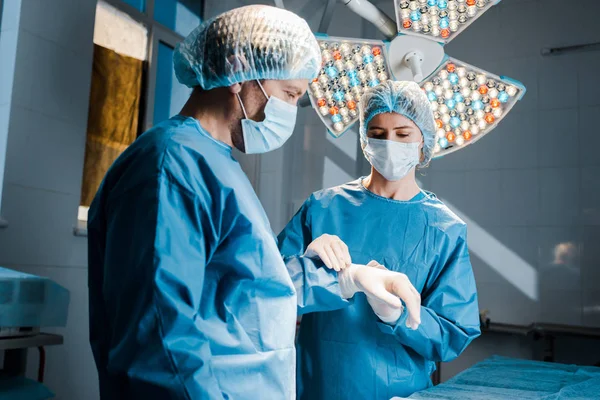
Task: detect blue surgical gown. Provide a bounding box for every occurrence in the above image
[88,116,347,399]
[277,180,481,400]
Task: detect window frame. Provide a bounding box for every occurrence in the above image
[144,26,185,131]
[0,0,10,228]
[74,0,203,235]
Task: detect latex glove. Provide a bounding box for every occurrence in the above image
[339,263,421,330]
[304,234,351,271]
[366,261,403,325]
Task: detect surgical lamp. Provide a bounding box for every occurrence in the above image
[298,0,526,158]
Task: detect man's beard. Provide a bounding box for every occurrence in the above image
[230,81,267,153]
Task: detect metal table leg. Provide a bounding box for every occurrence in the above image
[37,347,46,382]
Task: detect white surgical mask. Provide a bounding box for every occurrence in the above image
[363,138,421,181]
[236,80,297,154]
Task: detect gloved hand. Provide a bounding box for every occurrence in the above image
[365,261,404,325]
[339,263,421,330]
[304,234,351,271]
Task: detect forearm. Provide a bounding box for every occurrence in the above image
[378,305,481,361]
[284,255,350,315]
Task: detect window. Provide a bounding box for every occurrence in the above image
[154,42,176,125]
[154,0,202,36]
[77,1,148,225]
[122,0,146,12]
[153,42,192,126]
[77,0,200,230]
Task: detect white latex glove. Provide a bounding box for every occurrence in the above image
[339,263,421,330]
[366,261,403,325]
[304,234,351,271]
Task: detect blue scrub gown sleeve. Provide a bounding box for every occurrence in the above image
[278,196,350,316]
[129,177,225,399]
[378,225,481,362]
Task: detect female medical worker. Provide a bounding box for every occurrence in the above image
[278,81,481,400]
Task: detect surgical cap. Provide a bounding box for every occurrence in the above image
[359,81,436,167]
[174,5,322,90]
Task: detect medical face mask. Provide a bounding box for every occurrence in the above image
[363,138,421,181]
[236,80,297,154]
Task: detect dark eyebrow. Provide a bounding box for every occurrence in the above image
[284,85,304,96]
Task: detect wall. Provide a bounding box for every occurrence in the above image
[0,1,338,398]
[434,0,600,330]
[0,0,598,398]
[0,1,310,398]
[0,0,99,399]
[437,0,600,377]
[283,0,600,329]
[269,0,600,381]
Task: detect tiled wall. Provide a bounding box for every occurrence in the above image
[263,0,600,380]
[435,0,600,329]
[0,0,598,398]
[0,0,98,399]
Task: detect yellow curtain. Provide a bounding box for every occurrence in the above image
[80,44,143,207]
